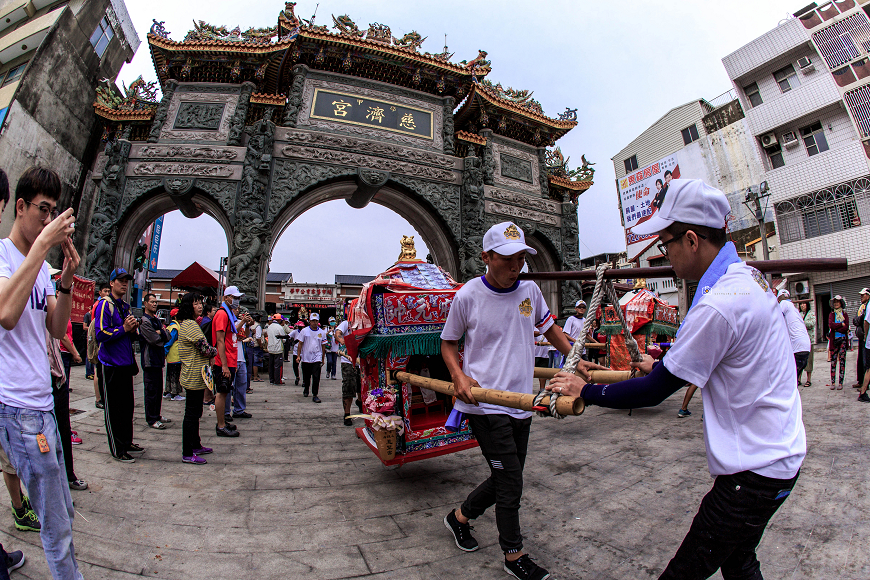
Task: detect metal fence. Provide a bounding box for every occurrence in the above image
[775,176,870,243]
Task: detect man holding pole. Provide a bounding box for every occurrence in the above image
[440,221,594,580]
[549,179,805,580]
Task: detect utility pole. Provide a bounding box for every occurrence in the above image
[744,181,771,282]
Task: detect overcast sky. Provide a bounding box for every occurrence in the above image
[118,0,800,283]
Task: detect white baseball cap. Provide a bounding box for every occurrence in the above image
[860,287,870,296]
[224,285,244,297]
[575,300,587,307]
[483,222,537,256]
[310,312,320,320]
[777,289,790,299]
[632,179,731,236]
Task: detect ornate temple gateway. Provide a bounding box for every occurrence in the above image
[82,3,594,314]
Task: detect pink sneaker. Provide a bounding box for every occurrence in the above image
[70,433,82,445]
[182,455,207,465]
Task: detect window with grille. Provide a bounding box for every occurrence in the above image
[774,64,801,92]
[1,62,27,87]
[681,124,700,145]
[844,83,870,137]
[90,16,114,58]
[775,178,869,243]
[800,121,830,156]
[744,82,763,108]
[624,155,638,173]
[812,12,870,70]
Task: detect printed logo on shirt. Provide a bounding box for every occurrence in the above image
[518,298,533,317]
[750,268,769,292]
[504,224,520,240]
[702,286,711,295]
[30,287,47,312]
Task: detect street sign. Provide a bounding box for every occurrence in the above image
[148,215,164,272]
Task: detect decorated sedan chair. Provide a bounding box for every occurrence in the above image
[344,239,478,465]
[600,288,678,370]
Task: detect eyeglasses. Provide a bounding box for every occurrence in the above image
[24,200,59,221]
[657,230,706,256]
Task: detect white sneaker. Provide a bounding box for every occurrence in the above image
[149,421,166,430]
[172,395,186,401]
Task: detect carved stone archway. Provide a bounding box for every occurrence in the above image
[525,232,561,315]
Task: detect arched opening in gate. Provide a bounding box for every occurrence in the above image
[267,178,459,317]
[525,233,561,318]
[112,190,231,308]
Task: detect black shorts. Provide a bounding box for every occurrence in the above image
[534,357,549,368]
[213,366,237,394]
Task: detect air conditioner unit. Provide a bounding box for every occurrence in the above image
[782,131,800,148]
[761,132,779,148]
[794,280,811,295]
[797,56,815,73]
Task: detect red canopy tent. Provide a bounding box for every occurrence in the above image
[170,262,220,294]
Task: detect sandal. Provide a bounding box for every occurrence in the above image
[246,388,254,394]
[804,381,811,387]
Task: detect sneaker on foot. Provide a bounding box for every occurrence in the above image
[303,391,309,397]
[444,510,479,552]
[858,392,870,402]
[172,395,186,401]
[182,455,207,465]
[160,416,173,423]
[114,453,135,463]
[192,446,213,455]
[677,409,691,418]
[12,503,40,532]
[504,555,550,580]
[294,378,299,385]
[128,443,146,453]
[830,384,836,390]
[68,479,88,491]
[216,425,239,437]
[344,415,353,426]
[232,411,252,419]
[313,396,322,403]
[149,420,167,430]
[5,550,24,571]
[71,432,83,445]
[837,384,844,390]
[163,393,173,400]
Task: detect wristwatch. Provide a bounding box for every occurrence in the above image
[57,284,72,294]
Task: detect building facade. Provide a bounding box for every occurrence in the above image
[723,1,870,340]
[0,0,137,240]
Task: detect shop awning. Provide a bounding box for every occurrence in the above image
[171,262,220,290]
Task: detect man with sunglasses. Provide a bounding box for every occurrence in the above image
[0,166,84,579]
[549,179,805,580]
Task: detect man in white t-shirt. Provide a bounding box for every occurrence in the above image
[266,314,287,385]
[777,290,812,386]
[296,313,328,402]
[0,166,84,579]
[441,221,595,580]
[335,315,361,426]
[550,180,806,579]
[562,300,587,359]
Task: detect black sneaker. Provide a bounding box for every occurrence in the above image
[128,443,146,454]
[303,390,309,397]
[313,396,322,403]
[858,392,870,402]
[5,550,24,571]
[294,378,299,385]
[114,453,136,463]
[444,510,479,552]
[504,555,550,580]
[12,502,39,532]
[216,425,239,437]
[344,415,353,426]
[232,412,252,418]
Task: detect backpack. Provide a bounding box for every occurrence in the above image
[87,297,115,364]
[201,318,215,348]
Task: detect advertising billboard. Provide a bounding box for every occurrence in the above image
[618,154,681,261]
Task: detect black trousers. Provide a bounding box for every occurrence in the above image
[301,361,322,396]
[858,343,866,385]
[461,413,531,554]
[659,469,799,580]
[292,356,300,380]
[794,352,809,385]
[96,362,104,403]
[268,353,283,384]
[51,378,76,482]
[142,367,164,425]
[182,388,205,457]
[103,364,136,458]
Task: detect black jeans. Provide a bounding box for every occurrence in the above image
[794,352,809,384]
[292,356,300,380]
[142,367,164,425]
[268,353,283,383]
[103,364,136,458]
[301,361,322,396]
[461,413,531,554]
[660,469,800,580]
[182,388,205,457]
[51,378,76,482]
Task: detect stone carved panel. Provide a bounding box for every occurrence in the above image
[268,160,357,220]
[485,200,561,227]
[298,78,443,151]
[279,144,458,183]
[390,174,461,244]
[500,154,533,184]
[173,102,226,130]
[127,162,242,180]
[275,128,457,169]
[197,180,239,219]
[491,141,540,194]
[118,178,164,218]
[131,144,244,161]
[484,186,560,214]
[160,92,240,142]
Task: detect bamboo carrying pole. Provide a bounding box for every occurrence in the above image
[518,258,847,281]
[395,371,585,416]
[533,367,634,383]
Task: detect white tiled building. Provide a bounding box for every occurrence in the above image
[723,1,870,341]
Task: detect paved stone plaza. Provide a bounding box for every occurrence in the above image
[0,349,866,579]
